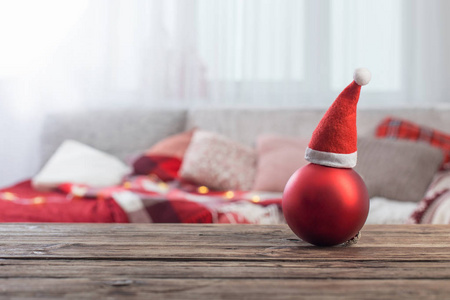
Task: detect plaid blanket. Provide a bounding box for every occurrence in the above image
[0,153,284,224]
[58,175,285,224]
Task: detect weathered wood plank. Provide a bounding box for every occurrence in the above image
[1,223,449,235]
[0,224,448,244]
[0,223,449,232]
[0,224,449,299]
[1,260,450,280]
[0,224,448,261]
[2,243,450,261]
[1,231,448,246]
[0,278,448,300]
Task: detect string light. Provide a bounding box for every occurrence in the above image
[225,191,234,199]
[2,192,16,201]
[251,195,261,203]
[158,182,168,190]
[71,186,87,197]
[32,197,45,204]
[197,186,209,194]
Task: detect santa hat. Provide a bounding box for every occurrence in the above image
[305,68,371,168]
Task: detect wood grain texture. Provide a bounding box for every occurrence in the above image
[0,278,449,300]
[0,224,449,299]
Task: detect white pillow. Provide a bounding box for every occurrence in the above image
[32,140,131,190]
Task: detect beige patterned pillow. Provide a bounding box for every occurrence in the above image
[355,137,443,202]
[180,131,257,191]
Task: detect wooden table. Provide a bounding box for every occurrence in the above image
[0,224,449,299]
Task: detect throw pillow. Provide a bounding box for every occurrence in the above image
[410,169,450,224]
[145,128,196,159]
[354,137,443,202]
[376,117,450,170]
[32,140,130,190]
[252,134,309,192]
[132,129,196,181]
[409,189,450,224]
[424,170,450,198]
[179,130,257,191]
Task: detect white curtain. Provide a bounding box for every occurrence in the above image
[0,0,449,186]
[330,0,450,106]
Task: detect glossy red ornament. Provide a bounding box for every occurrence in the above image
[282,163,369,246]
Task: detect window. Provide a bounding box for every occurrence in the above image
[330,0,403,92]
[0,0,89,78]
[195,0,405,106]
[197,0,305,82]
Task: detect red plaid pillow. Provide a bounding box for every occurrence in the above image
[133,155,182,181]
[132,129,196,181]
[376,117,450,170]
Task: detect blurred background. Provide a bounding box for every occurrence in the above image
[0,0,449,187]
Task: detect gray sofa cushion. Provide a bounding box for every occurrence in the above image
[40,109,187,165]
[355,137,444,202]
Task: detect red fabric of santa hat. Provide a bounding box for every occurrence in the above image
[305,68,371,168]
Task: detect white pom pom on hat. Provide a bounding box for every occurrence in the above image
[305,68,371,168]
[353,68,371,86]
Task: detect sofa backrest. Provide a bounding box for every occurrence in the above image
[40,107,450,166]
[40,109,187,165]
[186,108,450,146]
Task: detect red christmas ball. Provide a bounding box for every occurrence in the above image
[282,163,369,246]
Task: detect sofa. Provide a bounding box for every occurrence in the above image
[1,107,449,225]
[39,108,450,163]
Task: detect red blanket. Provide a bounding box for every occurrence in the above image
[0,180,128,223]
[0,177,283,224]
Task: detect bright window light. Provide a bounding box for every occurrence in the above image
[330,0,402,92]
[0,0,89,78]
[196,0,305,82]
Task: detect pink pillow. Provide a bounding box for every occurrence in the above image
[253,135,309,192]
[180,131,257,191]
[146,128,196,159]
